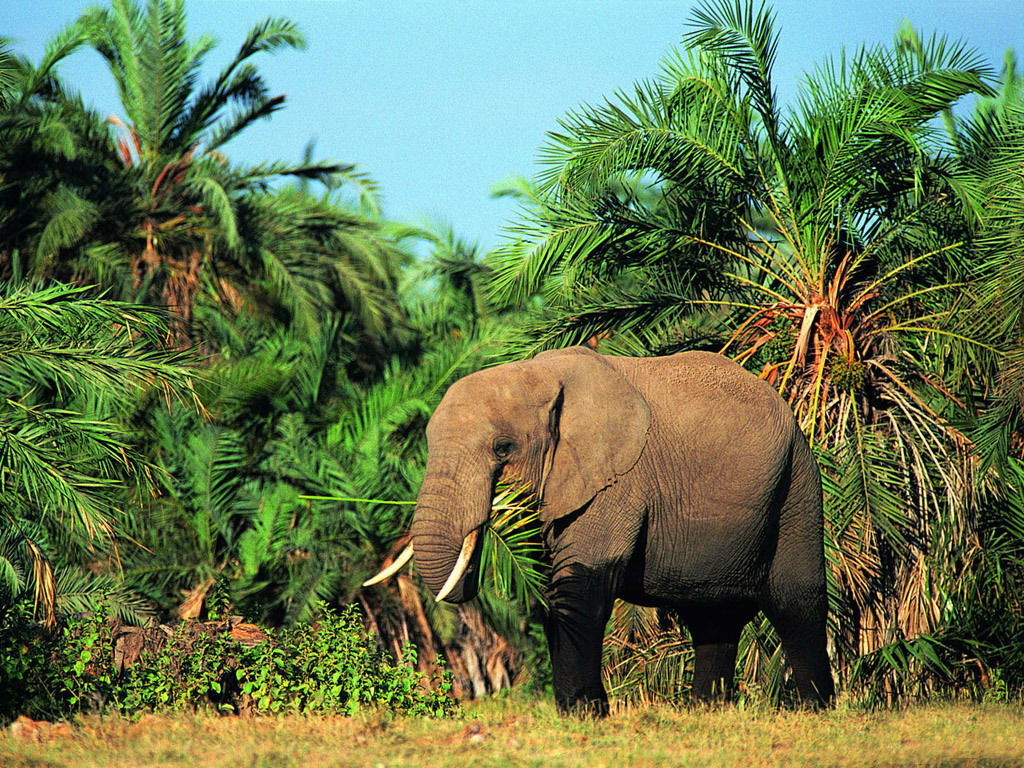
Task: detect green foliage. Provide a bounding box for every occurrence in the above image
[0,282,197,624]
[233,608,455,717]
[0,602,61,721]
[2,0,526,717]
[603,605,693,708]
[478,484,548,611]
[0,602,456,722]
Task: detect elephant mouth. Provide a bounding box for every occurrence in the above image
[367,481,538,602]
[365,524,486,603]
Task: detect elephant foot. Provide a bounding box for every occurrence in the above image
[690,688,736,708]
[557,695,610,719]
[791,682,835,711]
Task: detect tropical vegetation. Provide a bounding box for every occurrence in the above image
[1,0,1023,720]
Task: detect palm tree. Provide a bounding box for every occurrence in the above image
[15,0,388,345]
[950,51,1024,467]
[401,222,493,332]
[0,30,117,283]
[0,283,197,625]
[213,185,412,364]
[490,0,999,696]
[3,3,543,700]
[0,7,416,626]
[943,50,1024,688]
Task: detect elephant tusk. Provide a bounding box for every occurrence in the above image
[434,529,480,603]
[362,542,415,587]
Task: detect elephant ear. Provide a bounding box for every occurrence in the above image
[532,347,651,522]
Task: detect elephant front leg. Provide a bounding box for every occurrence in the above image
[545,565,614,717]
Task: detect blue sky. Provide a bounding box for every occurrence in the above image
[7,1,1023,250]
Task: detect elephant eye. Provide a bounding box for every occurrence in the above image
[493,439,516,459]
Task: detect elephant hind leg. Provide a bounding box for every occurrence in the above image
[684,607,754,703]
[764,539,834,706]
[763,556,835,706]
[764,436,835,707]
[763,599,834,707]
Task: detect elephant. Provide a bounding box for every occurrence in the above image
[366,346,834,715]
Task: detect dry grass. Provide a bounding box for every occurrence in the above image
[2,698,1022,768]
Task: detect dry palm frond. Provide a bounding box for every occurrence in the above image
[603,603,692,707]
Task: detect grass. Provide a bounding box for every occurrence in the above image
[2,697,1023,768]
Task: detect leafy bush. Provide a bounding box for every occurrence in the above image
[0,602,457,722]
[0,602,63,721]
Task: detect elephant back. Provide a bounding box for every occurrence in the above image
[608,350,797,488]
[610,351,792,421]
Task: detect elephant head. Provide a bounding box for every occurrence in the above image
[409,347,651,603]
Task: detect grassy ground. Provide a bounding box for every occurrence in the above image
[2,698,1022,768]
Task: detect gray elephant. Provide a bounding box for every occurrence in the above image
[369,346,834,715]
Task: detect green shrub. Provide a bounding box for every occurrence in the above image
[0,602,457,721]
[0,602,64,721]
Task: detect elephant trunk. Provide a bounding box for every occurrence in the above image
[411,455,491,603]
